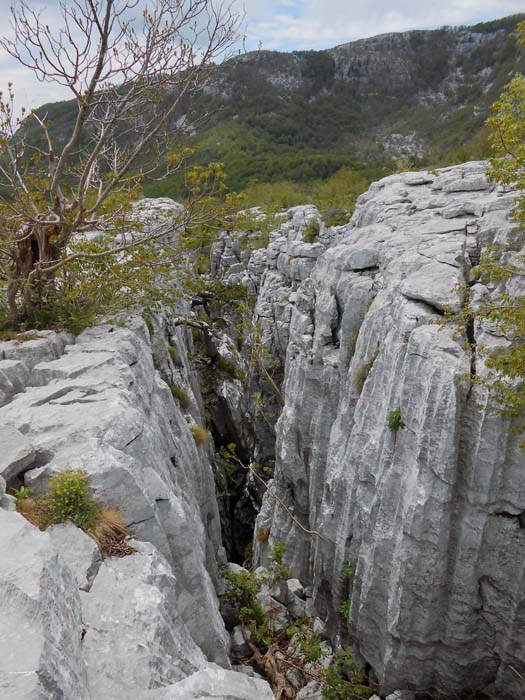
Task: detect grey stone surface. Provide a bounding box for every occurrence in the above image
[0,316,230,667]
[0,425,35,482]
[134,664,274,700]
[252,162,525,698]
[0,509,88,700]
[48,522,102,592]
[81,541,207,699]
[297,682,322,700]
[230,625,250,658]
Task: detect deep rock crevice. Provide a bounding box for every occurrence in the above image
[1,162,525,700]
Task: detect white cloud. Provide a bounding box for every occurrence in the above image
[0,0,523,109]
[246,0,525,49]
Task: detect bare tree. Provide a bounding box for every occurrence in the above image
[0,0,240,323]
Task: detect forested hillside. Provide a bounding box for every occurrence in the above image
[25,14,525,198]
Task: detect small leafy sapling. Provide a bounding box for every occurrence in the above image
[387,407,405,432]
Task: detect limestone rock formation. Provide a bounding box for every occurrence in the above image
[0,317,229,665]
[0,509,89,700]
[253,162,525,698]
[0,314,273,699]
[2,162,525,699]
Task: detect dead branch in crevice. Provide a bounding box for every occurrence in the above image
[172,315,220,361]
[224,448,324,540]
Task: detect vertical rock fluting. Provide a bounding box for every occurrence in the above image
[254,162,525,698]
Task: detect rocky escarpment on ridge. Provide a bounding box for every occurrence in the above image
[245,161,525,699]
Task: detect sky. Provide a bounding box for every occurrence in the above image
[0,0,523,109]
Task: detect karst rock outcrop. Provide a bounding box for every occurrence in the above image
[1,161,524,699]
[250,162,525,699]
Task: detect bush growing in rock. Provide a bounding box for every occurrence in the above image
[217,355,244,380]
[48,469,98,529]
[387,408,405,432]
[303,219,321,243]
[15,468,134,556]
[190,425,211,445]
[168,344,182,366]
[222,543,374,699]
[170,384,191,408]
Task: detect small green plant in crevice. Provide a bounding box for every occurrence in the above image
[287,622,327,664]
[340,599,351,620]
[12,485,32,500]
[268,540,289,583]
[340,564,354,629]
[341,563,354,579]
[303,218,321,243]
[190,424,210,446]
[347,328,360,361]
[170,384,191,408]
[217,355,244,381]
[143,315,154,336]
[321,647,372,700]
[387,407,405,432]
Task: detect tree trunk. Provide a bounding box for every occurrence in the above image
[6,223,66,325]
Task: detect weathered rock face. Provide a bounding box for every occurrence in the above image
[2,163,525,699]
[253,162,525,698]
[0,315,273,699]
[0,317,229,665]
[0,509,89,700]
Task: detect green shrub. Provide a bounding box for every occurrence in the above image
[303,218,320,243]
[321,647,372,700]
[387,407,405,432]
[144,316,154,335]
[47,469,98,529]
[323,207,348,227]
[222,541,373,697]
[170,384,191,408]
[315,167,369,225]
[217,355,243,380]
[15,469,135,556]
[341,563,354,579]
[287,623,326,663]
[190,425,210,445]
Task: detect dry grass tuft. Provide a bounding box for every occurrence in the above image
[16,495,53,529]
[87,507,136,557]
[190,425,210,446]
[256,528,270,543]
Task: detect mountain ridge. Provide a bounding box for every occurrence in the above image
[24,13,525,195]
